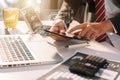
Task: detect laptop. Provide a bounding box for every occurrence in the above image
[106,32,120,50]
[0,7,63,68]
[0,35,63,68]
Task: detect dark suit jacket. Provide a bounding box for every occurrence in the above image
[56,0,120,35]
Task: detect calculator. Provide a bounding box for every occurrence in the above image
[38,52,120,80]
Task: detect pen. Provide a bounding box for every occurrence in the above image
[65,41,89,48]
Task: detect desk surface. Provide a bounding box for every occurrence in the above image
[0,21,120,80]
[0,21,29,35]
[0,20,53,35]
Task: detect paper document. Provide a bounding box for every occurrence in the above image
[45,37,89,48]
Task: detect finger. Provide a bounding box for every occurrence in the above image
[70,29,82,35]
[56,21,66,34]
[90,33,98,40]
[50,25,59,32]
[67,24,86,33]
[85,31,94,39]
[59,26,66,35]
[80,27,90,37]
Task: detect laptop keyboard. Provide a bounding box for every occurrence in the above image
[0,36,34,62]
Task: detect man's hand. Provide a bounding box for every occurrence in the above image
[67,20,114,40]
[49,20,69,41]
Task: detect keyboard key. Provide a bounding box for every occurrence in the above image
[0,36,35,63]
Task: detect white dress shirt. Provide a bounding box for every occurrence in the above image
[105,0,120,19]
[104,0,120,33]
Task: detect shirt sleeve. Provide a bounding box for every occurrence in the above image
[109,13,120,35]
[55,0,69,20]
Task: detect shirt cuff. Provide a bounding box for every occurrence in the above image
[108,20,117,33]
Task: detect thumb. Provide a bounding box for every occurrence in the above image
[59,25,66,34]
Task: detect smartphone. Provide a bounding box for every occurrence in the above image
[44,29,88,41]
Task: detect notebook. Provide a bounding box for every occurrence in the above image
[0,35,63,68]
[106,32,120,50]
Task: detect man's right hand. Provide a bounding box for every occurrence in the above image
[49,20,69,41]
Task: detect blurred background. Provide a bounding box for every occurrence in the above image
[0,0,63,20]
